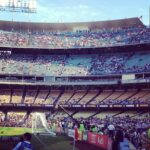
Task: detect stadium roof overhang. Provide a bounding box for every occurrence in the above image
[0,17,144,31]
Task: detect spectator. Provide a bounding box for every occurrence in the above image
[12,132,33,150]
[108,123,115,138]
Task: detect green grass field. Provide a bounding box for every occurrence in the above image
[0,127,31,136]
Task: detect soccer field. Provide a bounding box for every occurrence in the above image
[0,127,103,150]
[0,127,31,136]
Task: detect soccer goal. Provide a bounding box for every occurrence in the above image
[32,112,56,136]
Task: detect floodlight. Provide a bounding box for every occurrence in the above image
[0,0,37,13]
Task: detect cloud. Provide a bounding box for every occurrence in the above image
[79,5,89,9]
[34,2,106,23]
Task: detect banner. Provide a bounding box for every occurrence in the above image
[88,132,111,150]
[72,105,81,108]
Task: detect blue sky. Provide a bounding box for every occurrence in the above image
[0,0,150,25]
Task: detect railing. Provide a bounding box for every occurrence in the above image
[0,72,150,86]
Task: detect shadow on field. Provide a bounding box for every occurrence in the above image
[0,135,105,150]
[70,141,105,150]
[32,135,105,150]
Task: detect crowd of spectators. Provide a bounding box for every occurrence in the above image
[0,51,150,76]
[48,112,150,150]
[0,112,32,128]
[0,26,150,49]
[101,98,150,105]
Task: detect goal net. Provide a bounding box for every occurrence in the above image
[32,112,56,136]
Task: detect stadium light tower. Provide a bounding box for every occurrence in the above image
[0,0,37,13]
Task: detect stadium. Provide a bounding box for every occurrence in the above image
[0,0,150,150]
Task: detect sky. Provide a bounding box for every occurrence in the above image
[0,0,150,25]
